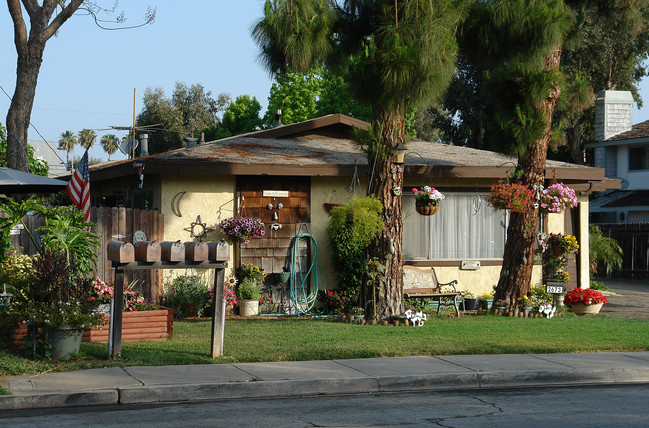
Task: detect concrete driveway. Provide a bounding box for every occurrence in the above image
[599,280,649,319]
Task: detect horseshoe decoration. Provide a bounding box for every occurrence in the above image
[171,191,186,217]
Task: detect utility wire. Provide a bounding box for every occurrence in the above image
[0,82,63,163]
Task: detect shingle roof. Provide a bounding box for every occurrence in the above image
[606,120,649,142]
[87,114,609,189]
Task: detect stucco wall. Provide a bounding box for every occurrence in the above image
[159,175,236,288]
[310,176,364,291]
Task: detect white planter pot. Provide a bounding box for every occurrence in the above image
[239,300,259,317]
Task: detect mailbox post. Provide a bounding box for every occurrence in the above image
[108,240,229,359]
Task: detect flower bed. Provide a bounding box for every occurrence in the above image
[8,306,174,346]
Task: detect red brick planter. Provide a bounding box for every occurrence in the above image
[8,307,173,346]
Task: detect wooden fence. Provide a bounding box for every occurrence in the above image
[9,207,165,302]
[592,222,649,280]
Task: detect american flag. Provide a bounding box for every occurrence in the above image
[67,149,91,225]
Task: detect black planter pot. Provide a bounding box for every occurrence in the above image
[464,298,479,310]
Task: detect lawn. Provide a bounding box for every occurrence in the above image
[2,313,649,381]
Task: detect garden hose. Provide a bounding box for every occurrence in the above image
[287,226,326,315]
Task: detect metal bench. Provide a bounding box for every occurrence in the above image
[403,267,461,317]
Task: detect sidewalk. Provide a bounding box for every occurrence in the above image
[2,351,649,411]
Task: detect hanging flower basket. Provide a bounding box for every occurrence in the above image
[218,217,265,244]
[411,186,444,216]
[415,201,440,216]
[485,180,533,213]
[538,183,578,214]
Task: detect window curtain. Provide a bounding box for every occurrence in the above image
[403,193,507,260]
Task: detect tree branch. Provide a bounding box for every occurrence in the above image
[8,0,29,55]
[21,0,40,18]
[37,0,85,44]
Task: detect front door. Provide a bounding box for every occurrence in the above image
[237,176,311,277]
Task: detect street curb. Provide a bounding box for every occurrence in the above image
[3,368,649,411]
[0,390,118,411]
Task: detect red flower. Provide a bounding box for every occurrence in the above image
[564,287,608,305]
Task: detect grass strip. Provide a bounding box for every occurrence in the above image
[1,313,648,378]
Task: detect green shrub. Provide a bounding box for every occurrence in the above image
[589,280,611,292]
[327,196,383,301]
[237,277,261,301]
[163,275,211,318]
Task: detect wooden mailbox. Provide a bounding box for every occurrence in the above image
[133,241,161,262]
[160,240,185,262]
[208,240,230,262]
[185,241,208,261]
[107,241,135,263]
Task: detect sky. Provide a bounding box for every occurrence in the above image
[0,1,273,163]
[2,1,649,165]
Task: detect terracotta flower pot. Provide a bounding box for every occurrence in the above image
[415,201,439,216]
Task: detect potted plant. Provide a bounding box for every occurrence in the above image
[479,291,494,309]
[411,186,445,215]
[538,183,578,214]
[218,216,266,244]
[461,291,478,310]
[546,233,579,258]
[19,250,103,359]
[237,277,261,317]
[493,298,507,311]
[518,295,533,316]
[484,180,533,213]
[350,307,364,320]
[564,287,608,316]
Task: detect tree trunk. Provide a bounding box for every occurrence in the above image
[494,47,563,306]
[567,121,584,165]
[6,44,46,172]
[363,103,406,321]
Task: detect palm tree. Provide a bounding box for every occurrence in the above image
[589,225,623,277]
[100,134,119,161]
[78,128,97,150]
[58,130,77,170]
[252,1,463,320]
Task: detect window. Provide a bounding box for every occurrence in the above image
[629,146,649,170]
[403,192,507,260]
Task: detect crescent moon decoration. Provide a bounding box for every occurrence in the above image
[171,191,186,217]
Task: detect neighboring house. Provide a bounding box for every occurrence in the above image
[29,140,67,177]
[587,91,649,223]
[86,114,616,298]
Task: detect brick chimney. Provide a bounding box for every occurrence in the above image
[594,90,634,141]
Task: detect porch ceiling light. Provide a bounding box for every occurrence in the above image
[390,143,407,165]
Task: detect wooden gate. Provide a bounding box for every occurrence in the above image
[8,207,165,302]
[93,207,164,302]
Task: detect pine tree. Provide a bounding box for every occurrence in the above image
[252,0,465,319]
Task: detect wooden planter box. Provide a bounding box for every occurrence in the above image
[8,307,173,346]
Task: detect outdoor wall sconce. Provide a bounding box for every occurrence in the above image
[390,142,408,165]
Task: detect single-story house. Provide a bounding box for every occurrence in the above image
[86,114,618,299]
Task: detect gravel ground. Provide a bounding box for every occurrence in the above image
[599,280,649,319]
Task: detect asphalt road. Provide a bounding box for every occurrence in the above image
[1,384,648,427]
